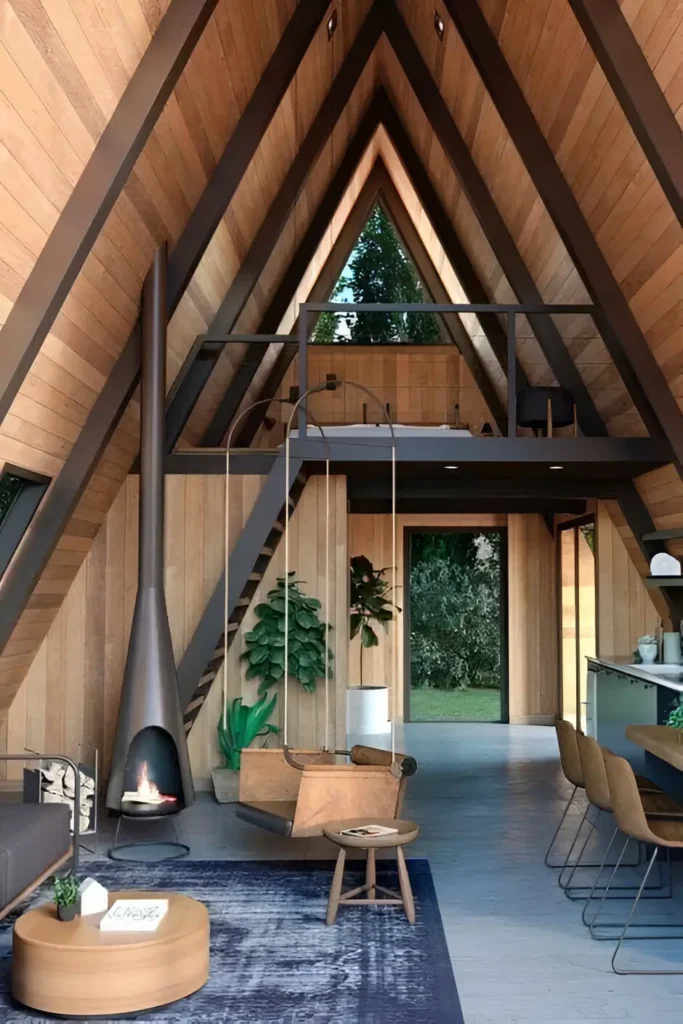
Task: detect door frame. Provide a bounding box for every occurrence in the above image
[403,526,509,724]
[555,514,596,730]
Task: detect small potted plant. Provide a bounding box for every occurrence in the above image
[53,874,79,922]
[347,555,398,736]
[213,693,280,803]
[637,634,658,665]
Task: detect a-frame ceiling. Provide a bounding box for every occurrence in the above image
[0,0,681,710]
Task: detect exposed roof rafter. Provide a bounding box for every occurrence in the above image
[568,0,683,224]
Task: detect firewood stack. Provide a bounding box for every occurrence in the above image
[38,761,95,834]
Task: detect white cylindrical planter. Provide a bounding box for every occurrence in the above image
[346,686,390,738]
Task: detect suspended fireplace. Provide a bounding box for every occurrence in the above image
[106,245,194,857]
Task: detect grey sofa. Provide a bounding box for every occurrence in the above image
[0,754,77,920]
[0,803,71,918]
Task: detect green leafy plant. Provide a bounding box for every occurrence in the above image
[350,555,398,687]
[53,874,79,907]
[241,574,333,694]
[217,694,280,770]
[638,634,657,646]
[667,698,683,730]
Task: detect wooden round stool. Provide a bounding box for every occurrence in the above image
[323,818,419,925]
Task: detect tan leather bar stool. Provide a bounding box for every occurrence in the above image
[545,718,587,868]
[602,753,683,974]
[575,732,673,928]
[550,720,661,886]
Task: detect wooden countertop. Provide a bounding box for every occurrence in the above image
[625,725,683,770]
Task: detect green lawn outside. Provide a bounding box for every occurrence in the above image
[409,687,501,722]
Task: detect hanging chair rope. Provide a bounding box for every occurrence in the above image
[284,379,397,762]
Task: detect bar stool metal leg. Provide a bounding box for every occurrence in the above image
[610,847,683,975]
[545,786,579,867]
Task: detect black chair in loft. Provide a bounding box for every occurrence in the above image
[516,385,577,437]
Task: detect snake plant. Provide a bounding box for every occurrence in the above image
[217,693,280,771]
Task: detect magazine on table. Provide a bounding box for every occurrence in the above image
[339,824,398,837]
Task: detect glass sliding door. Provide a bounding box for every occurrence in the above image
[558,518,596,730]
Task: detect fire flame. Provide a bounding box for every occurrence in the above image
[135,761,176,804]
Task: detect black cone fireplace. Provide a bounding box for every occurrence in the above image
[106,244,194,856]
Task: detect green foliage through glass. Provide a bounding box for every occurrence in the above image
[0,474,24,527]
[409,532,502,696]
[312,204,441,345]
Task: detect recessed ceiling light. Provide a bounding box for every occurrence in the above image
[434,10,445,41]
[327,9,337,40]
[445,464,458,470]
[549,465,564,470]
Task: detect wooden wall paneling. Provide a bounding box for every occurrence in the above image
[507,514,559,724]
[278,344,494,435]
[0,0,221,426]
[596,500,659,658]
[567,0,683,222]
[3,472,266,782]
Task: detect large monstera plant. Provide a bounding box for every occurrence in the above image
[241,574,333,694]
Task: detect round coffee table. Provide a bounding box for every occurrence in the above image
[323,818,419,925]
[12,890,209,1017]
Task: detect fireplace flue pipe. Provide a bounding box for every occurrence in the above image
[106,244,194,814]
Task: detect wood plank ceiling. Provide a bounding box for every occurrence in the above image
[0,0,681,709]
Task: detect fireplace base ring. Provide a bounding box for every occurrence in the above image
[108,814,190,863]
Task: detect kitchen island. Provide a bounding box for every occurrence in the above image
[586,657,683,791]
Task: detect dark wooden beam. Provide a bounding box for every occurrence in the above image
[193,100,383,449]
[0,2,332,656]
[166,0,333,306]
[0,0,219,427]
[382,16,608,439]
[375,167,507,432]
[165,11,384,449]
[233,153,384,448]
[376,90,526,389]
[444,0,683,461]
[568,0,683,224]
[209,5,383,338]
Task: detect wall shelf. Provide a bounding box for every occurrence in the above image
[645,576,683,589]
[642,529,683,542]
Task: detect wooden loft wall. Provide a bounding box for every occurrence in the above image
[276,345,495,433]
[0,475,346,785]
[0,0,376,708]
[349,512,559,724]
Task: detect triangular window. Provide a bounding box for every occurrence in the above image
[313,202,441,344]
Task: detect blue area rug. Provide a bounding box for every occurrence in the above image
[0,858,462,1024]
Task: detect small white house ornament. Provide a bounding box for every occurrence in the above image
[650,552,682,577]
[78,877,109,916]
